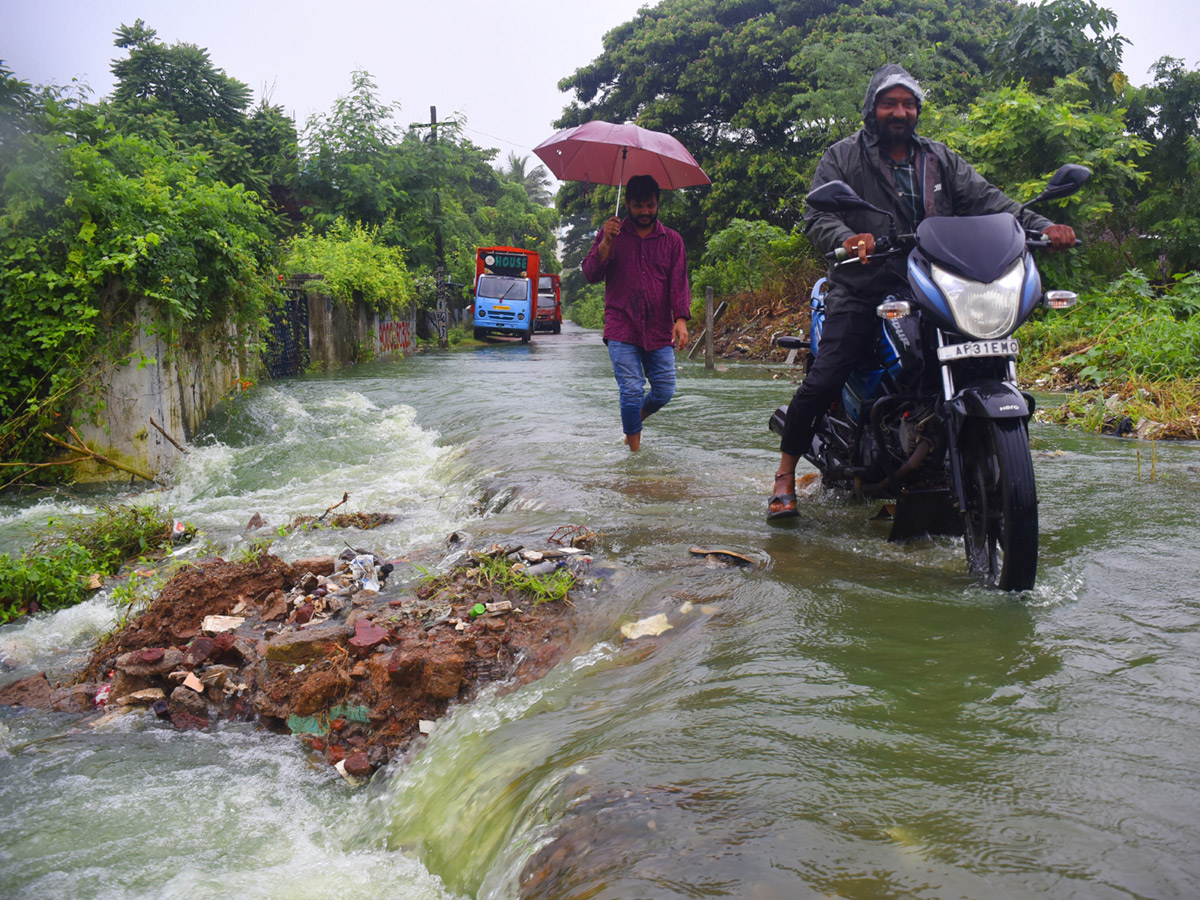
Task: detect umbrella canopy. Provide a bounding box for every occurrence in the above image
[533,121,710,212]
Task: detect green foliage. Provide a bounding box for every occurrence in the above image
[295,70,560,284]
[1020,270,1200,383]
[1125,58,1200,275]
[0,87,277,461]
[692,218,789,298]
[989,0,1128,99]
[0,503,175,623]
[557,0,1013,242]
[568,289,606,330]
[472,554,575,605]
[283,219,415,312]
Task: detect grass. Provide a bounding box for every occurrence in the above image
[0,503,178,624]
[1016,270,1200,438]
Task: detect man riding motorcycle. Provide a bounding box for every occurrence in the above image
[768,63,1077,521]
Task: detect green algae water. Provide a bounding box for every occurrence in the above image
[3,324,1199,899]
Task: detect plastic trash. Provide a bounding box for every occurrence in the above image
[523,560,560,577]
[349,554,380,592]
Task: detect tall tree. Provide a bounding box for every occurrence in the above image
[500,152,554,206]
[110,20,251,126]
[989,0,1128,100]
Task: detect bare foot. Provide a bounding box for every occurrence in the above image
[624,432,641,452]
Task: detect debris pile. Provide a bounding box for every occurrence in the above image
[2,537,589,778]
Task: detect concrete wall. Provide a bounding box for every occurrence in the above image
[73,297,250,482]
[72,291,415,482]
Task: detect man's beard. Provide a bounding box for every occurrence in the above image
[879,118,916,147]
[633,212,658,228]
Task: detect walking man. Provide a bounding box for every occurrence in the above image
[768,63,1076,519]
[582,174,691,451]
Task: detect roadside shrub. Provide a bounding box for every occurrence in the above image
[283,218,415,314]
[0,503,175,623]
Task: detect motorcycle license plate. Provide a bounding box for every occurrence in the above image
[937,339,1019,361]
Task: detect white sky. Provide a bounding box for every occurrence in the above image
[2,0,1198,184]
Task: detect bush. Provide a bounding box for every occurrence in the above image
[0,503,176,623]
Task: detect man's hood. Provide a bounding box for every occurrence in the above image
[862,64,925,134]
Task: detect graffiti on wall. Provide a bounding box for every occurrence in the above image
[376,314,415,356]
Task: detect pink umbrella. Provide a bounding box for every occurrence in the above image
[533,120,711,214]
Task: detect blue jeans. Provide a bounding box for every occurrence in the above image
[607,341,676,435]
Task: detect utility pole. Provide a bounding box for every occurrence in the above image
[430,106,448,349]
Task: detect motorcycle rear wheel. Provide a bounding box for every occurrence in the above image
[960,418,1038,590]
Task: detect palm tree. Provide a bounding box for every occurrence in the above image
[501,152,554,206]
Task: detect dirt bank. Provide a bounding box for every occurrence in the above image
[1,536,591,779]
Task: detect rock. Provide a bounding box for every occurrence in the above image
[0,672,53,708]
[298,572,320,593]
[169,684,210,729]
[117,687,167,707]
[292,603,314,625]
[201,615,245,634]
[51,684,97,713]
[184,636,215,668]
[385,649,423,686]
[349,619,389,657]
[261,591,289,622]
[264,623,350,665]
[423,653,465,700]
[295,668,348,715]
[293,556,336,577]
[116,647,184,677]
[109,669,153,702]
[343,751,372,777]
[246,513,266,530]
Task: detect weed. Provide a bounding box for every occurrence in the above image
[471,554,575,605]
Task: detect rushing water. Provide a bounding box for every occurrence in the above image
[2,323,1199,900]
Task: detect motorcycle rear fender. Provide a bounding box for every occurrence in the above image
[946,381,1033,422]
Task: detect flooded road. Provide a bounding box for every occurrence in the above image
[3,323,1199,899]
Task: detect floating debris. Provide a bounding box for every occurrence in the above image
[687,547,756,567]
[620,613,672,640]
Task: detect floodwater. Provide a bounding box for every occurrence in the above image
[2,323,1198,900]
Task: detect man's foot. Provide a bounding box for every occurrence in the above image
[624,431,641,452]
[767,471,798,521]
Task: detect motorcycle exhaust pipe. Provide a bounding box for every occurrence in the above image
[863,436,933,495]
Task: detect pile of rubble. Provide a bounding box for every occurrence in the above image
[0,538,593,779]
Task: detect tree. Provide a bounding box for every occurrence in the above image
[1125,57,1200,275]
[555,0,1017,257]
[107,22,297,206]
[110,20,251,126]
[989,0,1129,100]
[500,152,554,206]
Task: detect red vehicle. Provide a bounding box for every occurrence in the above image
[473,246,540,342]
[535,273,562,334]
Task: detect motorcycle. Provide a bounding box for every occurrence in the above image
[769,164,1090,590]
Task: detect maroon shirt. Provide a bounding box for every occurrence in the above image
[581,218,691,350]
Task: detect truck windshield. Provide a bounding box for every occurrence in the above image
[538,276,553,291]
[477,275,527,301]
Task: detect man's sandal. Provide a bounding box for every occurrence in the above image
[767,472,799,521]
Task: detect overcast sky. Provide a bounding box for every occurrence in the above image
[3,0,1197,185]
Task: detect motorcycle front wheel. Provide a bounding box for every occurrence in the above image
[959,418,1038,590]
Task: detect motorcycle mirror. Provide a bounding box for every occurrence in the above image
[806,180,888,216]
[1027,164,1091,205]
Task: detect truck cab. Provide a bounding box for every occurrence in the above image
[535,273,562,334]
[473,247,539,343]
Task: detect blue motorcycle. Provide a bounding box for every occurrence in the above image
[770,165,1089,590]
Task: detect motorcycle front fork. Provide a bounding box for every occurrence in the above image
[935,329,1020,513]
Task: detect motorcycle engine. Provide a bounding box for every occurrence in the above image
[899,405,938,456]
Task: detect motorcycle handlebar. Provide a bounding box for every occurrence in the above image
[1024,229,1083,249]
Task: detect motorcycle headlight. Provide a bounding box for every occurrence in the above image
[931,258,1024,339]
